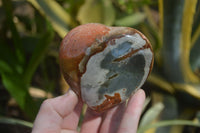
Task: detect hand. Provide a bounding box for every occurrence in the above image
[32,89,145,133]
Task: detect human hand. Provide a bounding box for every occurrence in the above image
[32,89,145,133]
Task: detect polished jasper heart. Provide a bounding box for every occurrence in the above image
[59,23,154,112]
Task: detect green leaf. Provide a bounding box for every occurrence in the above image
[28,0,72,37]
[161,0,185,83]
[161,0,199,83]
[180,0,199,83]
[0,40,18,74]
[140,102,164,128]
[0,60,13,74]
[77,0,103,24]
[138,120,200,133]
[148,74,175,94]
[0,116,33,128]
[115,12,146,26]
[102,0,115,26]
[190,36,200,71]
[191,1,200,46]
[144,6,158,31]
[142,97,151,113]
[173,83,200,99]
[190,16,200,71]
[156,94,179,133]
[77,0,115,26]
[23,22,54,85]
[2,0,25,66]
[197,111,200,122]
[1,74,38,119]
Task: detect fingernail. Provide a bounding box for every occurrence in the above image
[137,89,145,96]
[65,89,78,99]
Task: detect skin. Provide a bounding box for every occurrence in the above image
[32,89,145,133]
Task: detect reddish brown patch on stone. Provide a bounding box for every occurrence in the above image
[59,23,110,96]
[92,93,122,112]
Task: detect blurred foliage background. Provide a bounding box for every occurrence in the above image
[0,0,200,132]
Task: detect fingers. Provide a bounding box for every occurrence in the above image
[117,89,146,133]
[61,100,83,130]
[32,90,81,133]
[81,103,126,133]
[99,103,126,133]
[80,108,103,133]
[81,89,145,133]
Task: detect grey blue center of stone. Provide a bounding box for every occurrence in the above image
[111,41,132,58]
[98,41,145,99]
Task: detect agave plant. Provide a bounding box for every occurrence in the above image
[0,0,200,132]
[141,0,200,132]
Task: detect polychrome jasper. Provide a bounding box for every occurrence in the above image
[59,23,153,112]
